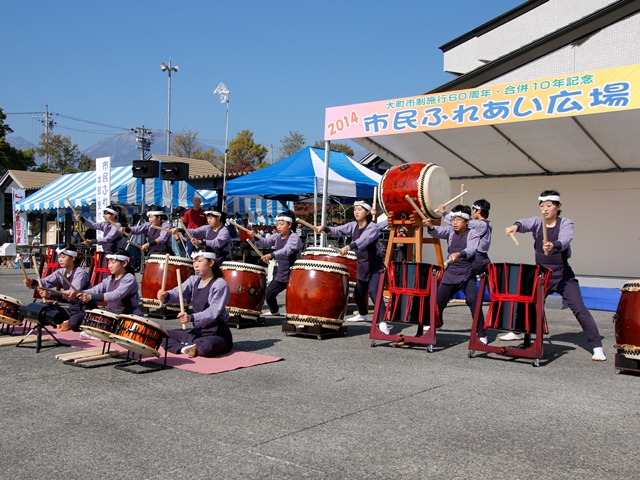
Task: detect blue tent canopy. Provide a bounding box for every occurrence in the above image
[226,146,382,201]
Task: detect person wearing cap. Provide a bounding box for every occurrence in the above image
[119,207,173,255]
[22,243,93,332]
[315,199,384,325]
[252,211,302,316]
[69,248,141,322]
[423,204,488,344]
[75,204,126,254]
[157,246,233,358]
[171,207,232,263]
[505,189,606,361]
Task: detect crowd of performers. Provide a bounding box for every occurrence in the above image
[21,188,606,362]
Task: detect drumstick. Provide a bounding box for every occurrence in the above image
[542,216,548,256]
[443,258,452,269]
[460,184,465,205]
[18,257,29,283]
[508,232,520,246]
[151,224,173,233]
[442,190,468,208]
[65,197,86,241]
[404,195,429,223]
[246,239,266,261]
[56,271,79,293]
[161,254,169,292]
[32,255,43,288]
[179,219,195,241]
[227,219,252,235]
[296,218,315,230]
[176,269,186,330]
[372,186,378,221]
[328,245,344,255]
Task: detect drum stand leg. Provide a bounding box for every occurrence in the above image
[62,341,127,369]
[16,324,69,353]
[114,338,169,374]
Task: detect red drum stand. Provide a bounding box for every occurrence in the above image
[468,263,550,367]
[370,261,442,351]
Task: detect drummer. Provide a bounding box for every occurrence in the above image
[315,200,385,326]
[118,206,173,255]
[75,204,126,253]
[68,248,141,322]
[171,207,231,263]
[505,190,606,361]
[252,211,302,316]
[22,243,93,332]
[157,246,233,358]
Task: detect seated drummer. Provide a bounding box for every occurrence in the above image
[251,211,302,316]
[68,248,141,317]
[23,243,94,332]
[118,206,173,255]
[171,207,231,263]
[156,246,233,358]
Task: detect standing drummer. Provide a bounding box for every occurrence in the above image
[171,207,232,263]
[252,211,302,316]
[505,190,606,361]
[119,206,173,255]
[75,205,126,253]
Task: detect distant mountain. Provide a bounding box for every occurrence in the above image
[6,136,44,164]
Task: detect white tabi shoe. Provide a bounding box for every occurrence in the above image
[498,332,523,341]
[263,311,281,317]
[592,347,607,361]
[346,313,368,322]
[378,321,390,335]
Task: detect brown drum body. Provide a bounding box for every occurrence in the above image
[302,248,357,287]
[0,294,25,326]
[141,254,194,310]
[614,281,640,349]
[110,315,169,357]
[221,261,267,321]
[80,309,120,343]
[285,260,349,330]
[378,162,451,219]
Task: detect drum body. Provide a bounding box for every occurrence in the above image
[378,163,451,219]
[302,248,357,287]
[486,263,550,334]
[0,294,25,326]
[141,254,194,310]
[387,262,441,325]
[110,315,169,357]
[614,281,640,349]
[221,261,267,321]
[285,260,349,330]
[80,309,120,342]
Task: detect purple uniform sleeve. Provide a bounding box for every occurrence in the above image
[271,233,302,260]
[206,226,230,250]
[165,274,198,305]
[516,216,574,252]
[189,225,210,240]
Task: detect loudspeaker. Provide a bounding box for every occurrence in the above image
[132,160,159,178]
[19,303,70,327]
[160,162,189,181]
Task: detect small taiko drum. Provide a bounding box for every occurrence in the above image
[302,247,357,288]
[0,294,25,326]
[110,315,169,357]
[613,281,640,356]
[285,260,350,330]
[221,261,267,322]
[141,254,194,310]
[378,162,451,219]
[80,309,120,342]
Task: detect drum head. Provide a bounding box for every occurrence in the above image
[0,294,24,306]
[110,334,161,357]
[118,315,169,336]
[419,164,451,218]
[85,309,119,320]
[80,326,114,343]
[221,262,267,274]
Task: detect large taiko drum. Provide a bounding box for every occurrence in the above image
[378,163,451,219]
[302,247,357,287]
[110,315,169,357]
[221,261,267,322]
[285,260,350,330]
[0,294,25,326]
[613,281,640,355]
[80,309,120,342]
[141,254,194,310]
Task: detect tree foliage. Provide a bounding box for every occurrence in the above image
[0,107,36,175]
[279,130,306,160]
[220,130,268,174]
[312,140,355,157]
[34,133,93,174]
[172,129,224,171]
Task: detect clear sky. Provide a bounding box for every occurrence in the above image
[1,0,523,156]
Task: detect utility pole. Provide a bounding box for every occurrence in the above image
[38,105,56,165]
[132,125,154,160]
[269,144,273,164]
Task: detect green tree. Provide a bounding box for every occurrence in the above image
[313,140,355,157]
[34,133,92,174]
[172,129,220,166]
[279,130,306,160]
[221,130,268,174]
[0,107,37,175]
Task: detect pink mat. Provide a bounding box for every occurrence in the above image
[49,329,284,375]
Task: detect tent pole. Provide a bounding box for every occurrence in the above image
[313,177,318,247]
[320,141,330,247]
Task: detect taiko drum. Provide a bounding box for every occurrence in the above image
[80,309,120,343]
[302,247,357,287]
[141,254,194,310]
[613,281,640,349]
[221,261,267,321]
[110,314,169,357]
[0,294,25,326]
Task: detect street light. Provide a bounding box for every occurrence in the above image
[213,82,230,209]
[161,61,179,155]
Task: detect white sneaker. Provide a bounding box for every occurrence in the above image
[346,314,368,322]
[479,336,488,345]
[378,322,390,335]
[498,332,523,341]
[79,331,98,341]
[592,347,607,361]
[263,311,281,317]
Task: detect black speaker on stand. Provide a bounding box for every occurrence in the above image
[159,162,189,181]
[132,160,159,178]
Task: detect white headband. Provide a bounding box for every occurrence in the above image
[538,195,561,203]
[472,204,482,210]
[104,207,117,215]
[147,210,164,217]
[354,201,372,211]
[106,254,130,262]
[56,247,78,257]
[450,211,470,220]
[205,210,222,217]
[275,215,293,223]
[191,250,216,260]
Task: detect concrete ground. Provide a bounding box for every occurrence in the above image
[0,268,637,480]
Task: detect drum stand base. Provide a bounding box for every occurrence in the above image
[228,314,265,329]
[282,321,348,340]
[141,305,179,320]
[614,352,640,375]
[16,323,69,353]
[61,342,127,369]
[114,339,170,374]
